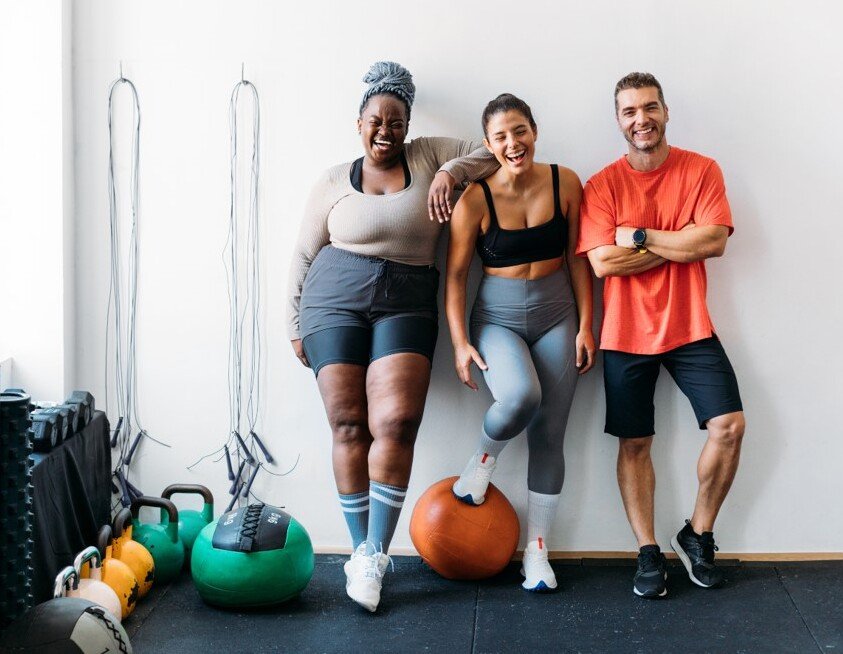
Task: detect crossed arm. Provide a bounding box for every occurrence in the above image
[587,223,729,278]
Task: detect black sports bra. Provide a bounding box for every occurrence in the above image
[350,152,411,193]
[475,164,568,268]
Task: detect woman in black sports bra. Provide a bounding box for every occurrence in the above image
[444,94,596,592]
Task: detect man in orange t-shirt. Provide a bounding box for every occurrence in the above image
[577,73,745,599]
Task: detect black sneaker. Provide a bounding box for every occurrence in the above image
[671,519,724,588]
[633,544,667,598]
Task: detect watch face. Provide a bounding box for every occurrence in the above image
[633,229,646,246]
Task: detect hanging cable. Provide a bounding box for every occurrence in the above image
[192,65,281,508]
[105,67,169,509]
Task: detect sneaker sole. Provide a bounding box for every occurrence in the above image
[522,579,557,592]
[633,582,668,598]
[519,567,558,592]
[346,591,378,613]
[451,488,485,506]
[670,536,717,588]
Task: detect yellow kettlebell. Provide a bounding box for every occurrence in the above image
[84,525,140,619]
[113,507,155,598]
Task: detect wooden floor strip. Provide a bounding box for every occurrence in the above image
[315,546,843,562]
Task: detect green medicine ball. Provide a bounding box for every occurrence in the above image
[191,503,314,608]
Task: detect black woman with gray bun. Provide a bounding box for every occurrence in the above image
[286,61,497,612]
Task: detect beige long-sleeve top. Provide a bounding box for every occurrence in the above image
[286,137,497,339]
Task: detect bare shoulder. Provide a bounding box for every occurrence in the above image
[554,164,583,199]
[555,164,582,187]
[458,180,486,206]
[451,181,487,226]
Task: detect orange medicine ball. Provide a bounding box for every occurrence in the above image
[410,476,520,580]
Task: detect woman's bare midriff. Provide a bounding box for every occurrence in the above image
[483,256,565,281]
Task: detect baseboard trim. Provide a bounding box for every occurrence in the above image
[543,551,843,562]
[314,546,843,562]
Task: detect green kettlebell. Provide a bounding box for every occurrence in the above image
[130,496,184,584]
[160,484,214,559]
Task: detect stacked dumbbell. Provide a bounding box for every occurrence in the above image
[0,389,35,629]
[28,390,96,453]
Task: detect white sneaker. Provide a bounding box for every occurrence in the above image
[345,544,390,612]
[452,453,497,505]
[343,542,367,587]
[520,538,557,592]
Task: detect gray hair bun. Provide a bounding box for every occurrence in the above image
[359,61,415,117]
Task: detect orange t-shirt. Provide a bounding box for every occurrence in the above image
[576,147,733,355]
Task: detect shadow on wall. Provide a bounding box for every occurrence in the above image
[702,171,779,546]
[424,229,489,469]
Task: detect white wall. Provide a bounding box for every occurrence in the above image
[69,0,843,553]
[0,1,73,401]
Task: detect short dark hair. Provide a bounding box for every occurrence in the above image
[481,93,536,136]
[614,72,666,112]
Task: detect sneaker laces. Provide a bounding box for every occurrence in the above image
[471,454,496,484]
[523,542,549,567]
[698,534,719,565]
[684,520,718,565]
[362,543,394,580]
[638,548,664,572]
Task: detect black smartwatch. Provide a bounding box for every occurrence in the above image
[632,228,647,252]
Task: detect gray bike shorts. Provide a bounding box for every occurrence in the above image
[299,246,439,375]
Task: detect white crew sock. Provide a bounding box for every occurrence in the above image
[527,490,561,544]
[476,430,509,460]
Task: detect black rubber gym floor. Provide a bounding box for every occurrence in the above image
[126,556,842,653]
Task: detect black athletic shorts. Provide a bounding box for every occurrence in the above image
[299,246,438,376]
[603,336,743,438]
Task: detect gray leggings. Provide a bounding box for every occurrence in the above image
[470,268,580,494]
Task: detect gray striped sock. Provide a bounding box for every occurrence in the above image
[338,490,369,549]
[366,481,407,555]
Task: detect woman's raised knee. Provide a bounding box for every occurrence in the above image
[498,386,542,428]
